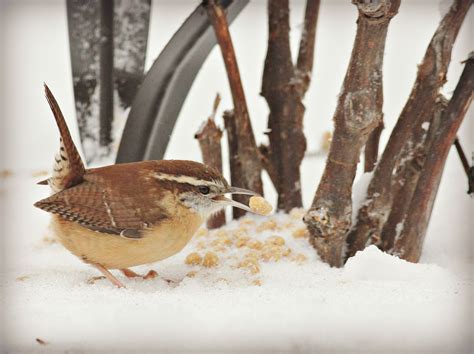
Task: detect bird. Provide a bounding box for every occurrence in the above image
[34,84,263,288]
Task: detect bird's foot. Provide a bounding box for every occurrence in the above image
[163,278,180,288]
[92,264,126,288]
[120,268,158,280]
[87,276,106,285]
[120,268,180,286]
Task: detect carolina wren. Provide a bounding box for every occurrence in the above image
[35,85,263,288]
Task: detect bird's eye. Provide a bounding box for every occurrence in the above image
[198,185,210,195]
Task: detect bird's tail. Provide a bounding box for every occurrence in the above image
[40,84,85,192]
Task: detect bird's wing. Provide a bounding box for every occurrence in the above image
[34,181,168,238]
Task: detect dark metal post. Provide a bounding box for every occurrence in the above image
[99,0,114,147]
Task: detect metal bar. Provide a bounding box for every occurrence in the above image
[116,0,249,163]
[99,0,114,147]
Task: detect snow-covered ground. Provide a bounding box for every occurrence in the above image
[1,0,473,352]
[1,171,472,352]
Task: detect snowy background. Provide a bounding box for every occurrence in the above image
[0,0,473,352]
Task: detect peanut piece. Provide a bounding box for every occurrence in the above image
[292,227,309,239]
[247,239,263,250]
[265,235,285,246]
[202,252,219,267]
[249,196,272,215]
[238,258,261,274]
[185,252,203,266]
[235,236,250,248]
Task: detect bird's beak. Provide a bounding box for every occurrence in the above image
[212,186,259,213]
[228,186,259,196]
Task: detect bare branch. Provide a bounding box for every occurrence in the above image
[303,0,400,267]
[261,0,320,211]
[393,54,474,262]
[295,0,320,95]
[223,110,246,219]
[205,0,263,209]
[195,94,225,229]
[380,96,448,251]
[453,137,471,177]
[364,121,383,172]
[346,0,472,259]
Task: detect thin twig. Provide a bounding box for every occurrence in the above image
[453,137,470,176]
[205,0,263,217]
[195,94,226,229]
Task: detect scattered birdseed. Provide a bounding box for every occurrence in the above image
[202,252,219,268]
[185,252,203,266]
[265,235,285,246]
[292,227,309,239]
[246,239,263,250]
[238,258,260,274]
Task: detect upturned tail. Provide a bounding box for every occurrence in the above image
[39,84,85,192]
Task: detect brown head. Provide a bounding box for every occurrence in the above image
[150,159,258,217]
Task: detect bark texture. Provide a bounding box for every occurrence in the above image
[380,97,447,251]
[261,0,320,212]
[346,0,472,259]
[223,110,246,219]
[393,54,473,262]
[206,0,263,218]
[364,121,383,172]
[303,0,400,267]
[195,95,226,229]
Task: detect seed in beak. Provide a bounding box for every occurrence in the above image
[249,196,272,215]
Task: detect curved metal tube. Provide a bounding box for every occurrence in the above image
[116,0,249,163]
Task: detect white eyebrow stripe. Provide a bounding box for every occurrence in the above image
[154,173,215,187]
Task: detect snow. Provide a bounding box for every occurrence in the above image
[351,171,373,224]
[1,172,473,352]
[1,0,473,352]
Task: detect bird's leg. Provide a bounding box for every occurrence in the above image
[93,264,126,288]
[120,268,158,280]
[120,268,178,286]
[87,276,106,284]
